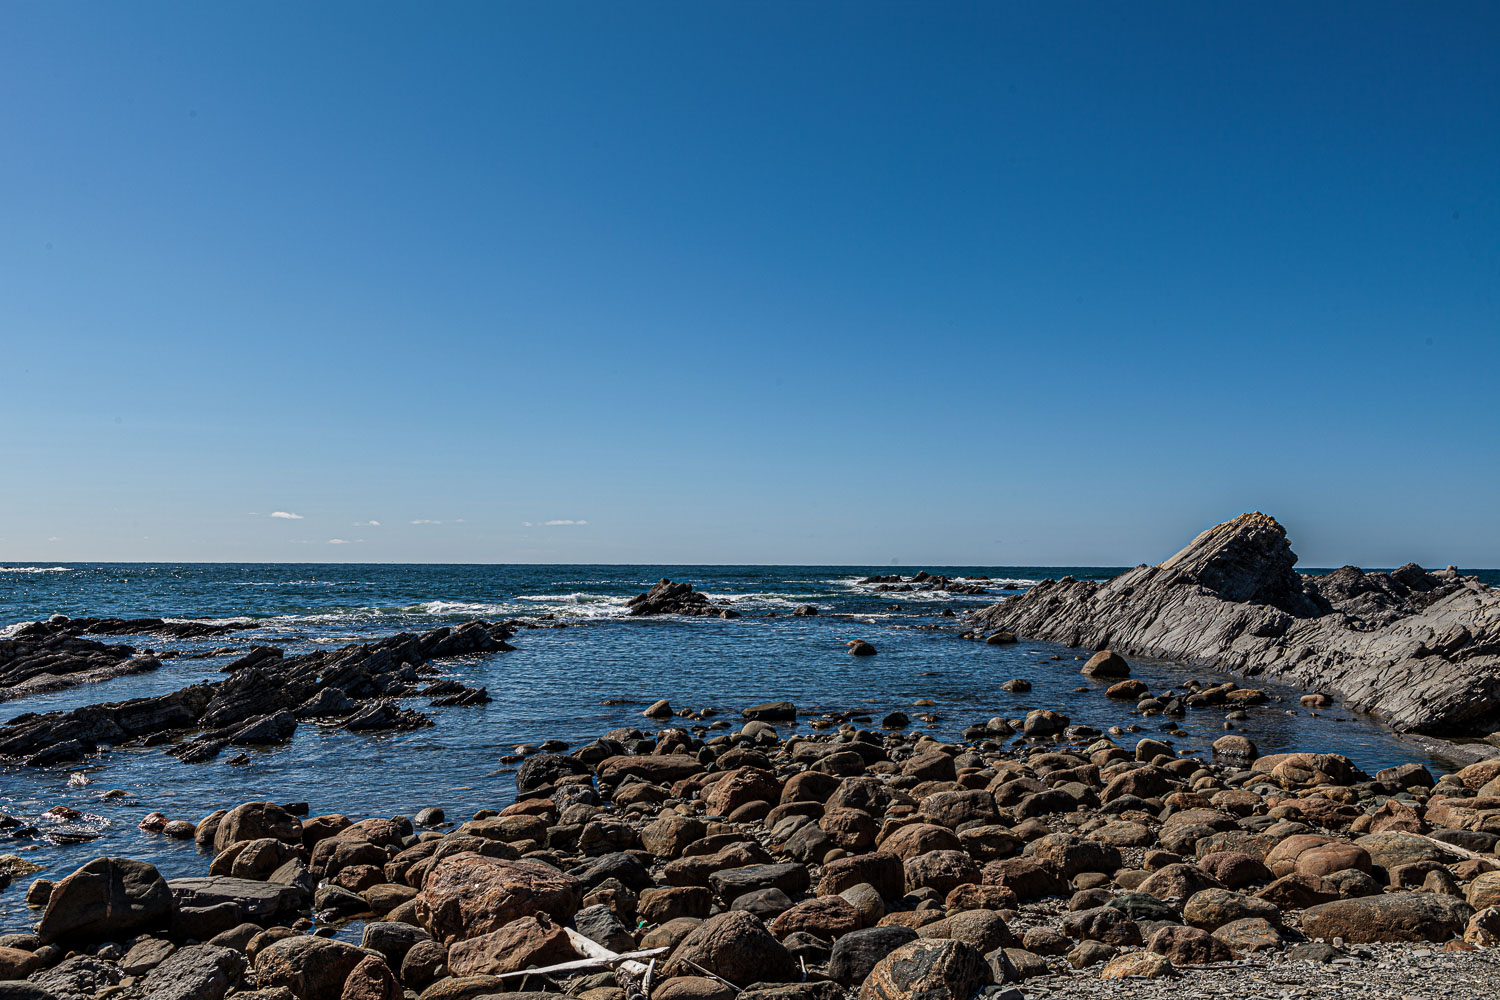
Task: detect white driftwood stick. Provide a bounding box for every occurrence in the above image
[1410,830,1487,861]
[491,937,664,981]
[563,927,655,977]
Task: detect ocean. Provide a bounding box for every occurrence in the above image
[2,561,1495,930]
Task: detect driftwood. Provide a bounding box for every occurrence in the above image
[487,929,664,982]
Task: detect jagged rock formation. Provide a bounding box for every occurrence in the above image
[0,631,157,701]
[17,615,261,640]
[0,620,515,766]
[0,615,263,702]
[627,579,738,618]
[968,512,1500,735]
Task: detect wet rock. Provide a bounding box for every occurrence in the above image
[743,701,797,721]
[628,579,726,617]
[1081,650,1130,679]
[214,801,302,852]
[1022,709,1069,736]
[848,641,878,657]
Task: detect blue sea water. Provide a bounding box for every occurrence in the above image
[0,561,1495,931]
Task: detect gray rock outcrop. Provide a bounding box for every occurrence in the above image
[968,512,1500,734]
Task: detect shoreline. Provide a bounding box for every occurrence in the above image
[3,685,1499,998]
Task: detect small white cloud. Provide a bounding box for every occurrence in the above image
[327,538,351,545]
[269,511,303,520]
[522,521,534,527]
[410,519,442,525]
[543,519,589,526]
[353,520,381,527]
[47,536,60,542]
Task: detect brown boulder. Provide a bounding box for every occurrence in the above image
[903,850,981,896]
[663,910,796,987]
[879,823,962,860]
[1137,863,1224,903]
[704,768,782,817]
[1302,892,1474,943]
[1147,924,1236,964]
[1100,951,1176,979]
[1081,650,1130,678]
[214,801,302,853]
[770,896,863,940]
[415,854,582,944]
[255,935,369,1000]
[37,857,173,944]
[818,852,905,900]
[981,857,1067,900]
[341,954,402,1000]
[447,914,576,975]
[1294,843,1371,878]
[859,938,991,1000]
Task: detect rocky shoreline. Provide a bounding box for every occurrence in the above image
[3,681,1500,1000]
[968,513,1500,737]
[0,619,512,768]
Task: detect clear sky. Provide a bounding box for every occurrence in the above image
[1,1,1496,568]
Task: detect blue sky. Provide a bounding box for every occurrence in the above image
[1,1,1496,567]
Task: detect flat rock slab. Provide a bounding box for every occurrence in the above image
[167,877,304,920]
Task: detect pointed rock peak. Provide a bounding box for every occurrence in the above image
[1158,512,1315,614]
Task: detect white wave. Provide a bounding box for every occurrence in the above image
[411,600,518,617]
[0,620,36,639]
[232,580,343,587]
[162,616,258,626]
[0,566,71,574]
[702,591,826,609]
[515,592,624,606]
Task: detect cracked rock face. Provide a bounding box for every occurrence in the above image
[968,512,1500,735]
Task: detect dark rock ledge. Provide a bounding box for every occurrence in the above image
[0,620,514,766]
[968,512,1500,736]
